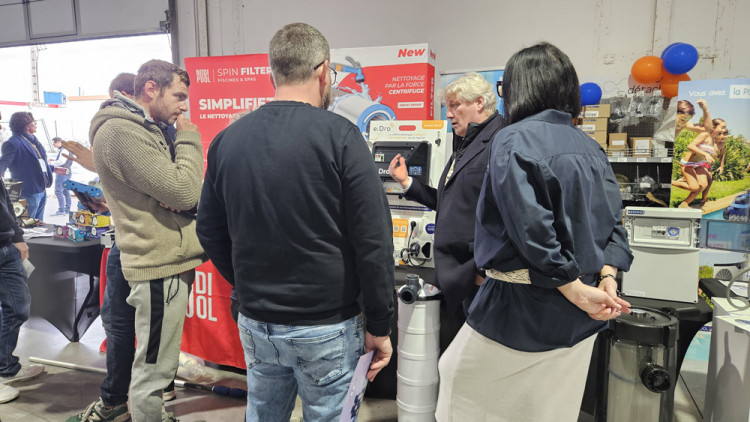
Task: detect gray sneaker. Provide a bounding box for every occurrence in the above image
[66,398,130,422]
[162,410,179,422]
[0,384,19,403]
[1,364,45,385]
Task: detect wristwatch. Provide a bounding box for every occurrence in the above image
[598,273,616,282]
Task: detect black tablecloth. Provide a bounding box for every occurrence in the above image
[26,234,103,341]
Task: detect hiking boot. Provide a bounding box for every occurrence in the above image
[66,397,130,422]
[0,384,19,403]
[2,364,45,385]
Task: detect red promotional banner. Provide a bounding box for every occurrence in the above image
[181,261,245,369]
[184,54,275,163]
[181,54,276,368]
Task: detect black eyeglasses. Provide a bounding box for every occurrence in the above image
[314,60,337,85]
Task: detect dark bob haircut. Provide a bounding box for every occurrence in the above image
[9,111,35,135]
[502,42,581,124]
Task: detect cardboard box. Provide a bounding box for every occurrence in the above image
[629,137,652,156]
[583,130,607,148]
[584,104,611,118]
[608,133,628,150]
[578,117,608,132]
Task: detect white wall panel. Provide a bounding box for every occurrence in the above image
[176,0,749,96]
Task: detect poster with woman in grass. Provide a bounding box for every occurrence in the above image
[670,79,750,222]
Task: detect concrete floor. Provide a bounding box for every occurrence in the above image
[0,189,709,421]
[4,315,399,422]
[2,313,708,422]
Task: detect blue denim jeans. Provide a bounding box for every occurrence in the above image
[21,191,46,221]
[54,173,72,213]
[99,244,136,406]
[0,244,31,376]
[238,313,365,422]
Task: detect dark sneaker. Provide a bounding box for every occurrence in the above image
[0,384,19,403]
[66,398,130,422]
[163,386,176,402]
[2,364,45,385]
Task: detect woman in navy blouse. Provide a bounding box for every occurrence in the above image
[435,43,634,421]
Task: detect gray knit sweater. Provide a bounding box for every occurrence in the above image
[90,96,206,282]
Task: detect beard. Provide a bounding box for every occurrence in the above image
[151,95,177,125]
[321,83,332,110]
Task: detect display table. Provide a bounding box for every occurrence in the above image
[26,234,103,342]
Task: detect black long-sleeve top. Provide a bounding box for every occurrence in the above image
[0,179,24,246]
[196,101,394,336]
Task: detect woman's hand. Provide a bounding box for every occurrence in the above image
[558,279,630,321]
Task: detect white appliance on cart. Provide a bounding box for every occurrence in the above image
[621,207,702,303]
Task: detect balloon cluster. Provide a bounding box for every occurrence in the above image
[579,43,698,106]
[630,43,698,98]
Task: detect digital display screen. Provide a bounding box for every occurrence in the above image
[408,166,422,176]
[702,219,750,253]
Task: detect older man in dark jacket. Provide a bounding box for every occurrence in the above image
[389,72,505,346]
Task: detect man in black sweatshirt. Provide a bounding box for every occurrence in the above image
[197,22,394,421]
[0,179,45,403]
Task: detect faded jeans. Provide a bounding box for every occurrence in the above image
[237,313,365,422]
[0,244,31,376]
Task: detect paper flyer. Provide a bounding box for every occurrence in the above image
[339,351,374,422]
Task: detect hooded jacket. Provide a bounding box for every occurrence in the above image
[89,94,205,282]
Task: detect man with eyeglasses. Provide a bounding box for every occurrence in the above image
[196,22,394,421]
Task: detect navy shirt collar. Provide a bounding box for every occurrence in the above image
[520,109,575,126]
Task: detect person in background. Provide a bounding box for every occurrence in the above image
[0,177,45,403]
[68,60,204,422]
[436,42,633,421]
[675,99,712,138]
[388,72,505,346]
[49,137,73,216]
[0,112,53,221]
[59,73,138,173]
[196,22,394,422]
[671,119,728,208]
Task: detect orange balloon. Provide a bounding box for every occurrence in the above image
[631,56,663,84]
[660,72,691,98]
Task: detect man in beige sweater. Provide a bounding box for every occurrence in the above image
[75,59,205,422]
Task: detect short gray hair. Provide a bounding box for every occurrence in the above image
[441,72,497,115]
[269,23,329,86]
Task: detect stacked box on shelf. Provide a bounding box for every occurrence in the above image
[579,104,610,150]
[608,133,628,157]
[629,137,652,157]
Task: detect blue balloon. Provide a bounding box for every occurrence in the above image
[580,82,602,106]
[661,42,684,60]
[662,43,698,75]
